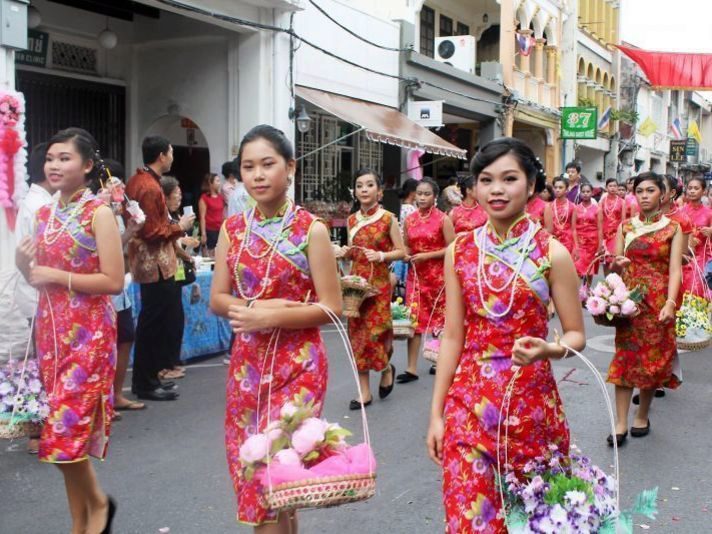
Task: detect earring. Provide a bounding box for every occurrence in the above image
[287,175,294,186]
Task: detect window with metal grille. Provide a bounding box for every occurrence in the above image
[420,6,435,58]
[456,22,470,36]
[51,41,98,74]
[439,15,453,37]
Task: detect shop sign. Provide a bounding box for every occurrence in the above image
[669,140,687,162]
[407,100,443,128]
[561,107,598,139]
[685,138,699,157]
[16,30,48,68]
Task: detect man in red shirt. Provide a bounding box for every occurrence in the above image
[125,136,194,400]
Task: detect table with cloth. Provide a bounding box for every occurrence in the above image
[128,269,231,361]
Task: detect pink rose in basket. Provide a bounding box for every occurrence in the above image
[585,296,607,316]
[609,305,620,315]
[280,401,298,419]
[292,417,329,456]
[239,433,271,464]
[578,283,589,302]
[592,283,611,298]
[620,299,638,316]
[605,272,625,289]
[274,448,302,467]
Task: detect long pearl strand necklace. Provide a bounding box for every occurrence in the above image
[553,197,570,227]
[476,220,536,318]
[234,202,293,301]
[43,189,92,246]
[603,195,621,220]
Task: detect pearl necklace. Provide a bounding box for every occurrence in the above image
[603,195,621,220]
[234,202,293,301]
[553,198,570,227]
[417,206,434,221]
[475,220,536,318]
[460,200,478,211]
[43,190,92,246]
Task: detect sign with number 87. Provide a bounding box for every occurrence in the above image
[561,107,598,139]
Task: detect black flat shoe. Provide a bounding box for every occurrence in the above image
[429,365,436,375]
[379,364,395,400]
[349,398,372,410]
[101,495,116,534]
[396,371,419,383]
[632,393,640,405]
[655,389,666,398]
[136,388,179,401]
[606,431,628,447]
[631,420,651,437]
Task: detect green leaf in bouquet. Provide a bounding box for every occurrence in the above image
[630,487,658,520]
[543,473,594,505]
[269,434,289,455]
[243,465,255,481]
[616,511,633,534]
[606,312,614,321]
[302,450,320,463]
[598,516,617,534]
[628,285,646,303]
[504,509,528,531]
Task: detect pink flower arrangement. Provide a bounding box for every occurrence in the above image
[585,273,643,320]
[0,90,27,222]
[239,388,353,481]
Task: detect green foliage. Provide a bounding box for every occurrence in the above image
[578,96,596,107]
[610,108,639,125]
[631,487,659,520]
[542,474,593,506]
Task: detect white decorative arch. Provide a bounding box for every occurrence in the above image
[544,17,559,46]
[532,9,551,39]
[516,0,537,29]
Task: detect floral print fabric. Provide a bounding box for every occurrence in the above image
[34,191,117,462]
[450,203,488,234]
[347,208,395,372]
[574,202,600,276]
[442,218,570,533]
[551,198,575,252]
[681,202,712,297]
[223,206,328,525]
[600,195,625,255]
[405,208,447,334]
[608,216,682,389]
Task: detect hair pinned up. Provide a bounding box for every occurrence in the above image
[470,137,547,193]
[46,127,108,192]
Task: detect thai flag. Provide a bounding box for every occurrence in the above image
[516,33,534,57]
[598,106,611,130]
[670,118,683,139]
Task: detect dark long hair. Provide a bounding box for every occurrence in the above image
[470,137,547,193]
[398,178,418,200]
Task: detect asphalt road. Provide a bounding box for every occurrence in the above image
[1,314,711,533]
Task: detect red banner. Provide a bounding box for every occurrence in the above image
[618,46,712,90]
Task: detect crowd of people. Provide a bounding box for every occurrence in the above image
[9,124,711,533]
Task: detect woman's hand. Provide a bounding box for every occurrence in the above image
[700,227,712,238]
[612,255,631,271]
[200,233,208,246]
[426,416,445,466]
[228,305,275,333]
[29,266,62,288]
[362,248,382,262]
[409,252,428,264]
[333,245,350,259]
[126,217,145,238]
[182,236,200,249]
[15,237,36,273]
[689,236,700,249]
[511,336,562,366]
[658,301,676,323]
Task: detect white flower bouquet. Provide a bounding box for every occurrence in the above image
[585,273,644,327]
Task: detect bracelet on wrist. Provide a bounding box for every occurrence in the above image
[379,251,385,262]
[665,298,676,307]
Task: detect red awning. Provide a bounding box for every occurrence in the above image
[618,46,712,90]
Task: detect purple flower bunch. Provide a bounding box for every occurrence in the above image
[501,446,619,533]
[0,359,50,423]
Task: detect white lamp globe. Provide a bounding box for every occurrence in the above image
[98,29,118,50]
[28,6,42,29]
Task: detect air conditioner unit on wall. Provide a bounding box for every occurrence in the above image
[434,35,476,74]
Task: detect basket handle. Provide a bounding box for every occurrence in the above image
[495,342,620,521]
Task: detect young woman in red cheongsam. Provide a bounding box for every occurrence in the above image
[681,177,712,297]
[336,169,405,409]
[398,178,455,383]
[598,178,627,272]
[427,138,585,533]
[210,125,341,533]
[607,172,683,447]
[449,176,487,234]
[544,175,575,253]
[573,183,602,284]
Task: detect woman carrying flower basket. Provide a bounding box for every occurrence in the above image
[210,125,342,532]
[573,182,603,285]
[606,172,684,447]
[449,175,487,234]
[426,138,586,533]
[334,169,405,410]
[399,178,455,383]
[15,128,124,534]
[681,177,712,298]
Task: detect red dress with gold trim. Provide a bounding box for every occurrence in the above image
[608,215,682,390]
[34,190,117,463]
[223,206,328,526]
[347,207,395,372]
[681,202,712,297]
[574,201,600,276]
[450,202,488,234]
[551,198,575,252]
[442,217,569,534]
[405,208,447,334]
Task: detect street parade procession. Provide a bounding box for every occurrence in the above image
[1,1,712,533]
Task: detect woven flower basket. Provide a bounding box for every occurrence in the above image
[392,321,415,339]
[592,311,638,328]
[423,345,439,363]
[266,473,376,512]
[343,293,367,318]
[0,419,26,439]
[677,337,712,351]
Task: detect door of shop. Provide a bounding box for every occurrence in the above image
[16,70,126,165]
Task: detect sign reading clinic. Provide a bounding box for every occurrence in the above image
[561,107,598,140]
[16,30,48,68]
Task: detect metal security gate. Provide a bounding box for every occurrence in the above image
[16,70,126,165]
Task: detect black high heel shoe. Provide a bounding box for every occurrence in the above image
[606,431,628,447]
[379,364,395,400]
[101,496,117,534]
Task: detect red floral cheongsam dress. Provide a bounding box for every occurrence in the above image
[550,198,575,253]
[608,215,682,390]
[442,217,569,534]
[574,201,600,276]
[450,202,487,234]
[600,194,625,256]
[224,205,328,526]
[347,207,395,372]
[34,190,117,463]
[625,193,639,215]
[526,196,547,225]
[681,202,712,297]
[405,208,447,333]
